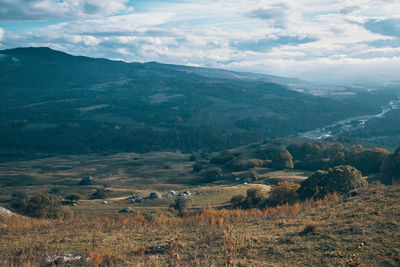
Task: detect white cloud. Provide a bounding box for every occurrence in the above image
[0,28,4,41]
[0,0,132,21]
[1,0,400,82]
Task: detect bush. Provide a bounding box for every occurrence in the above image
[173,197,188,215]
[381,146,400,184]
[230,194,245,207]
[225,157,263,171]
[24,193,63,219]
[200,167,223,182]
[267,182,300,207]
[91,188,107,199]
[66,194,82,203]
[210,150,236,164]
[347,146,390,175]
[272,149,294,170]
[256,145,281,160]
[299,223,318,236]
[324,142,348,159]
[10,192,29,212]
[287,142,322,161]
[298,165,367,199]
[244,188,266,209]
[294,158,330,171]
[192,160,208,172]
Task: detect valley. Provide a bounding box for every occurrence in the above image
[1,47,396,157]
[0,47,399,267]
[300,96,400,140]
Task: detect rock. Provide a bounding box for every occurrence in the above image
[0,206,11,215]
[148,192,161,199]
[46,254,83,264]
[136,197,143,203]
[102,200,108,204]
[79,176,93,186]
[119,207,133,213]
[161,193,169,198]
[146,245,168,255]
[184,190,192,196]
[170,191,176,196]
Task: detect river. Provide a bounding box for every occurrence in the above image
[299,98,400,140]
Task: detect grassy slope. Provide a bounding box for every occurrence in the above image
[0,151,275,217]
[0,151,299,205]
[1,183,399,266]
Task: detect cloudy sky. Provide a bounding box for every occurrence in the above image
[0,0,399,82]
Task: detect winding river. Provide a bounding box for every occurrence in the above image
[299,98,400,140]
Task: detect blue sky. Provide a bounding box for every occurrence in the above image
[0,0,399,82]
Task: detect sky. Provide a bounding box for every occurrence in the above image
[0,0,399,82]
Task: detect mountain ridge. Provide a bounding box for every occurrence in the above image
[0,47,378,154]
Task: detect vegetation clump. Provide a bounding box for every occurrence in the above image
[200,167,223,182]
[298,165,367,199]
[266,182,300,207]
[256,145,282,160]
[231,188,267,209]
[66,194,82,203]
[173,197,188,216]
[230,194,246,207]
[24,193,63,219]
[272,149,294,170]
[91,188,108,199]
[346,146,390,175]
[192,160,208,172]
[245,188,266,209]
[210,150,237,164]
[381,146,400,184]
[225,157,263,172]
[288,142,390,176]
[10,192,29,213]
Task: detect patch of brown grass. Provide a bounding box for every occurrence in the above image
[0,184,398,266]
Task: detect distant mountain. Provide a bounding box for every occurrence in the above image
[0,47,379,154]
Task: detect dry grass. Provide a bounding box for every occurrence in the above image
[0,152,308,199]
[1,183,399,266]
[0,152,196,190]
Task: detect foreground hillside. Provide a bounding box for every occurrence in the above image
[1,183,399,266]
[0,47,380,155]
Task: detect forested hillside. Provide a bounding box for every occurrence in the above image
[0,47,379,155]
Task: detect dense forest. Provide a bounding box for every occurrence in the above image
[1,47,395,156]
